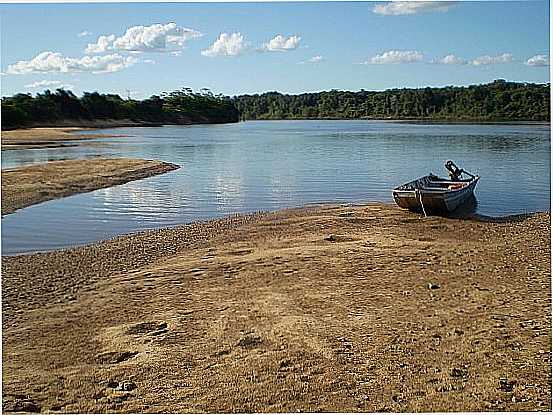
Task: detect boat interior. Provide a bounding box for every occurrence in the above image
[395,174,471,192]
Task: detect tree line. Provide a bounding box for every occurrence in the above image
[2,80,549,130]
[232,80,550,121]
[1,88,240,130]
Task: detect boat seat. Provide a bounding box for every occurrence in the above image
[448,183,466,190]
[420,182,467,191]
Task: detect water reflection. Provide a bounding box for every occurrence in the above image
[213,174,245,209]
[445,195,479,219]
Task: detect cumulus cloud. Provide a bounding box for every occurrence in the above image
[525,54,549,67]
[201,32,249,57]
[24,80,74,89]
[85,22,202,54]
[373,1,458,16]
[469,53,513,66]
[432,54,466,65]
[77,30,92,38]
[367,50,423,64]
[262,35,301,52]
[6,51,138,75]
[85,35,116,54]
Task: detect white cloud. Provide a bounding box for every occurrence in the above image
[6,51,138,75]
[469,53,513,66]
[432,54,466,65]
[373,1,458,16]
[85,34,116,54]
[299,55,324,64]
[77,30,92,38]
[367,50,423,64]
[201,32,249,57]
[85,22,202,54]
[262,34,301,52]
[24,80,74,90]
[25,80,62,88]
[170,51,182,57]
[525,54,549,67]
[143,59,156,64]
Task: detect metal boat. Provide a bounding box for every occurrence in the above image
[392,161,479,215]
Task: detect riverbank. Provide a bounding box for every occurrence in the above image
[1,158,179,215]
[0,127,127,149]
[2,203,550,412]
[243,117,550,125]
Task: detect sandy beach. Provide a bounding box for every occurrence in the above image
[1,1,549,412]
[0,127,128,149]
[1,158,179,215]
[2,203,550,412]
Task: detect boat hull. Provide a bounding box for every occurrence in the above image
[393,176,479,214]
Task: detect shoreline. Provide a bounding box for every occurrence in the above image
[1,119,548,149]
[1,127,126,150]
[1,158,179,215]
[2,203,550,412]
[1,117,242,133]
[0,119,240,149]
[242,118,551,125]
[3,204,549,257]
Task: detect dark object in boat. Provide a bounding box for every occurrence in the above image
[392,161,479,215]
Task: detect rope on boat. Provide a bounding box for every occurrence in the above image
[415,188,427,217]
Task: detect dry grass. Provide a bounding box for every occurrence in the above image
[1,158,179,215]
[2,203,550,412]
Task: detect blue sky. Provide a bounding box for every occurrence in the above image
[0,1,549,98]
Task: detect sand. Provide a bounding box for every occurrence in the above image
[1,203,550,412]
[1,158,179,215]
[1,127,127,149]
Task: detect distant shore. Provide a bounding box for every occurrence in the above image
[1,119,164,131]
[2,116,549,149]
[1,158,179,215]
[1,115,240,135]
[241,117,551,125]
[1,118,242,149]
[388,119,551,125]
[1,127,127,150]
[2,203,550,412]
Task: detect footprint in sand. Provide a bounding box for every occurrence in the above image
[237,333,263,348]
[324,234,358,243]
[227,249,253,256]
[94,351,138,364]
[126,321,168,336]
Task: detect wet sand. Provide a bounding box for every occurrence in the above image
[2,203,550,412]
[1,158,179,215]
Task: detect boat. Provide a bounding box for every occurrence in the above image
[392,161,479,215]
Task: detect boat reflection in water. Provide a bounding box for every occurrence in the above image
[445,194,478,219]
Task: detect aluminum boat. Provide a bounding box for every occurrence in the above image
[392,161,479,215]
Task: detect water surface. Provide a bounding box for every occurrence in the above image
[1,120,550,255]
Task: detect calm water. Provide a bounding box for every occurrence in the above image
[1,120,550,255]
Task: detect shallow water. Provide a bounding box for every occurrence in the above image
[1,120,550,255]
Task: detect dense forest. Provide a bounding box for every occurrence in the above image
[1,88,240,130]
[1,80,549,130]
[233,80,550,121]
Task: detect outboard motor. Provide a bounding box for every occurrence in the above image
[445,160,464,181]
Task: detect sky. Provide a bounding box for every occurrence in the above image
[0,1,550,98]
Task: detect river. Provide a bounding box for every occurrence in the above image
[1,120,550,254]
